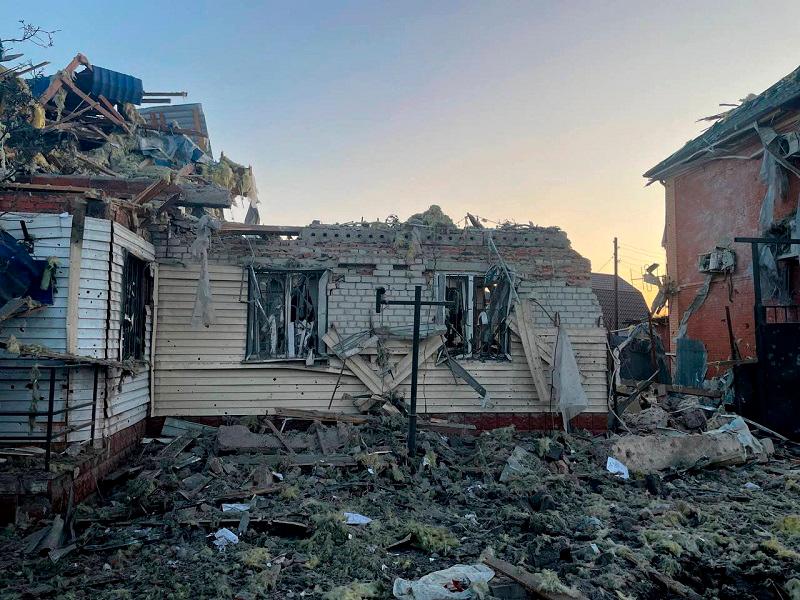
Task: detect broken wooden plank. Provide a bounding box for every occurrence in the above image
[619,552,703,600]
[160,417,217,438]
[270,408,370,425]
[159,433,196,460]
[512,300,551,403]
[133,177,170,205]
[444,356,488,401]
[385,334,443,391]
[482,556,587,600]
[264,419,296,455]
[323,328,384,395]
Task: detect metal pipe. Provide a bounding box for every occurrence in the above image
[44,367,56,471]
[408,285,422,457]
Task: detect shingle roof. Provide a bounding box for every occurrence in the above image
[591,273,649,330]
[644,65,800,180]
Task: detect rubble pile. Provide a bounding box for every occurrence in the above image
[0,48,258,219]
[1,412,798,599]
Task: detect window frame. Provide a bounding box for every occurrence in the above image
[119,251,153,361]
[436,272,511,359]
[244,267,329,362]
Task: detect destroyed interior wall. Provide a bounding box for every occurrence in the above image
[0,212,155,441]
[151,222,607,423]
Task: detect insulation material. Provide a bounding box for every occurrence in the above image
[553,326,588,430]
[676,274,712,340]
[190,215,220,328]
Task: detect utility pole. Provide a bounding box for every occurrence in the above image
[613,237,619,331]
[375,286,453,457]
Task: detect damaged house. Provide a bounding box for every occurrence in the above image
[149,214,608,431]
[0,50,257,512]
[644,65,800,437]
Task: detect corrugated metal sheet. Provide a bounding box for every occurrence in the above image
[138,103,212,155]
[75,65,144,105]
[152,263,608,416]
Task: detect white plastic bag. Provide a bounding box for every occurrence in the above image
[393,564,494,600]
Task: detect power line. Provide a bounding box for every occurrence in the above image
[620,243,664,258]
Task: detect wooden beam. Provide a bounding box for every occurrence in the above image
[384,334,442,391]
[269,408,371,425]
[482,556,587,600]
[38,53,90,105]
[323,328,384,396]
[133,177,170,205]
[512,300,551,403]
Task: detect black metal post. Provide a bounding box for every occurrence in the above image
[44,367,56,471]
[375,286,453,458]
[613,237,619,331]
[408,286,422,456]
[90,364,99,445]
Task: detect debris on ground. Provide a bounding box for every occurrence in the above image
[1,410,798,599]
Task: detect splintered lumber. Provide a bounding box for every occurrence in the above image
[264,419,296,455]
[511,300,551,403]
[270,408,370,425]
[323,328,384,395]
[385,334,443,391]
[0,338,141,372]
[482,556,587,600]
[619,553,703,600]
[0,297,42,324]
[133,176,170,204]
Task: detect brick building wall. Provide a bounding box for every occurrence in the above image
[152,220,601,332]
[665,145,800,367]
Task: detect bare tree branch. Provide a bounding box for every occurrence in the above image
[1,20,58,50]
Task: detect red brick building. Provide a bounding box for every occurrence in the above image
[644,67,800,370]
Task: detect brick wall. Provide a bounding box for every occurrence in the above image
[666,142,800,368]
[150,220,602,333]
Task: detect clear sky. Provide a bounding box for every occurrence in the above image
[12,1,800,299]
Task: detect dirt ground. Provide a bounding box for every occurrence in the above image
[2,416,799,599]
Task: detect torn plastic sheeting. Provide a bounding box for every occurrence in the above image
[190,215,221,328]
[210,528,238,550]
[393,564,495,600]
[343,512,372,525]
[606,456,629,480]
[139,131,212,168]
[221,503,250,512]
[710,416,765,457]
[676,274,711,340]
[553,326,588,431]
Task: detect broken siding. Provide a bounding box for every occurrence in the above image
[153,262,607,416]
[106,222,154,436]
[0,213,72,438]
[68,219,155,441]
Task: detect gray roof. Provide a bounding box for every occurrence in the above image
[591,273,649,329]
[644,65,800,180]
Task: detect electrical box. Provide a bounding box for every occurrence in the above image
[698,248,736,273]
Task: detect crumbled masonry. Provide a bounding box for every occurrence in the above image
[1,414,798,599]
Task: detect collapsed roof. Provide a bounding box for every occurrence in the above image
[644,65,800,182]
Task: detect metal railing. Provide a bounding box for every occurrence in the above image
[765,304,800,324]
[0,363,100,470]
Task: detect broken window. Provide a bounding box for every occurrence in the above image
[437,268,511,358]
[120,252,153,361]
[246,270,328,360]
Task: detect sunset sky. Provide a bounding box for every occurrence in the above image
[16,1,800,300]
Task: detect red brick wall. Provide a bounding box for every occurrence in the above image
[667,146,800,370]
